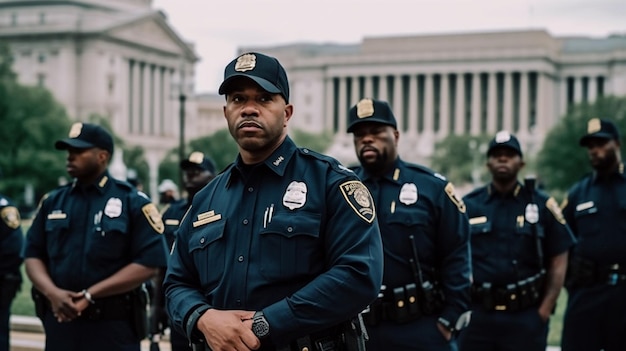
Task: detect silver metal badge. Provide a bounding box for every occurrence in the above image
[283,181,307,210]
[524,203,539,224]
[399,183,418,205]
[104,197,123,218]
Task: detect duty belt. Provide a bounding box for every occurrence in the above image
[471,272,546,312]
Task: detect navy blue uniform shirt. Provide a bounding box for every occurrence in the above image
[563,166,626,265]
[164,137,383,346]
[0,195,23,276]
[352,158,471,327]
[23,172,168,290]
[464,183,575,285]
[162,199,190,251]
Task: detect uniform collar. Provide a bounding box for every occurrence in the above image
[360,157,403,183]
[486,181,522,202]
[227,136,297,186]
[71,171,110,194]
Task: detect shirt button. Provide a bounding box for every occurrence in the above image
[248,187,254,192]
[303,149,309,153]
[243,219,249,225]
[200,237,205,244]
[236,299,241,306]
[238,255,244,262]
[287,226,293,232]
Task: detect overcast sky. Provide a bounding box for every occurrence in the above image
[152,0,626,94]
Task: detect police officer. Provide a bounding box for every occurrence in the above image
[23,122,169,351]
[347,98,471,351]
[0,195,23,351]
[561,118,626,351]
[151,151,216,351]
[459,131,576,351]
[163,52,383,351]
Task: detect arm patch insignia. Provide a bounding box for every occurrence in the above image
[444,182,466,213]
[546,197,566,225]
[142,203,164,234]
[339,180,376,223]
[1,206,21,229]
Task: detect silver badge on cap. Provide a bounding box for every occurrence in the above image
[495,130,511,144]
[524,203,539,224]
[104,197,123,218]
[399,183,418,205]
[283,181,307,210]
[235,54,256,72]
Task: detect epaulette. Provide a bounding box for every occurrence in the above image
[404,163,447,182]
[298,147,354,175]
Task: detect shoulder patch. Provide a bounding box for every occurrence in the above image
[444,182,466,213]
[339,180,376,223]
[559,198,568,210]
[1,206,21,229]
[546,197,566,224]
[142,203,164,234]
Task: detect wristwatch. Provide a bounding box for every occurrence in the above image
[251,311,270,339]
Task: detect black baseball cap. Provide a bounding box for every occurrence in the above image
[347,98,398,133]
[55,122,114,154]
[487,131,523,158]
[180,151,216,174]
[579,118,620,146]
[218,52,290,103]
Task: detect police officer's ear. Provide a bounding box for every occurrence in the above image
[97,148,112,164]
[283,103,293,127]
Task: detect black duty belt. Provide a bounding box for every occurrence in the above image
[472,272,546,312]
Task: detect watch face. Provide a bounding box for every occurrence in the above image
[252,315,270,338]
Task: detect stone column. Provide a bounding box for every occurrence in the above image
[338,77,348,133]
[364,76,374,99]
[588,75,597,102]
[454,73,465,134]
[559,77,568,118]
[439,73,449,136]
[325,77,334,132]
[131,60,141,134]
[142,62,151,135]
[574,76,583,103]
[487,72,497,133]
[408,74,418,135]
[424,73,434,135]
[379,75,388,102]
[519,71,529,136]
[503,72,513,132]
[350,76,360,108]
[152,64,162,136]
[471,72,481,134]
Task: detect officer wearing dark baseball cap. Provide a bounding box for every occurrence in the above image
[347,98,398,133]
[180,151,216,175]
[579,118,620,146]
[218,52,290,103]
[55,122,114,154]
[487,130,523,158]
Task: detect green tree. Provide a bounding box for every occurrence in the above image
[430,134,493,186]
[290,128,334,154]
[537,96,626,193]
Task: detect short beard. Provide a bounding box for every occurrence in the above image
[592,149,618,172]
[358,149,390,175]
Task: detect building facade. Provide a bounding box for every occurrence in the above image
[0,0,199,198]
[243,30,626,165]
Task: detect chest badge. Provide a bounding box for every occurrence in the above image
[104,198,122,218]
[283,181,307,210]
[399,183,418,205]
[524,203,539,224]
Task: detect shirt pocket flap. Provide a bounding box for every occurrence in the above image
[260,212,321,239]
[189,221,226,252]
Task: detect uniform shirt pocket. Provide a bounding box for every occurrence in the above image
[259,211,322,281]
[573,206,599,237]
[95,218,129,261]
[44,218,70,259]
[188,221,226,289]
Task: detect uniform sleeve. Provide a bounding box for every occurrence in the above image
[263,172,383,343]
[542,196,576,257]
[436,182,472,327]
[0,205,24,273]
[128,193,168,268]
[22,198,50,261]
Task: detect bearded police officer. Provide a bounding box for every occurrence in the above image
[348,98,471,351]
[23,122,169,351]
[0,195,23,351]
[459,131,576,351]
[561,118,626,351]
[164,53,383,351]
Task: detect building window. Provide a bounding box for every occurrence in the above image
[38,53,46,63]
[11,13,17,26]
[108,75,115,96]
[39,13,45,24]
[37,73,46,87]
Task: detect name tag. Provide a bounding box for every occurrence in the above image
[469,216,487,225]
[47,213,67,220]
[575,201,594,212]
[165,219,180,226]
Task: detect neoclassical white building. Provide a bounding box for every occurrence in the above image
[242,30,626,165]
[3,0,626,189]
[0,0,199,198]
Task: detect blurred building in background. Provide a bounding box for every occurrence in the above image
[3,0,626,178]
[0,0,200,198]
[242,30,626,165]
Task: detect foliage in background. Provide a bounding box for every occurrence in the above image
[537,96,626,194]
[430,134,493,186]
